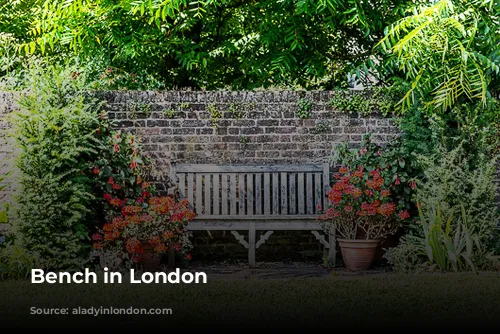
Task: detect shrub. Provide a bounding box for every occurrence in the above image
[331,133,420,213]
[413,146,499,246]
[383,236,425,273]
[92,196,195,270]
[318,165,410,240]
[12,63,102,270]
[88,112,156,223]
[0,241,45,280]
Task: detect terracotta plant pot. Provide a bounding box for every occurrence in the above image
[139,243,161,271]
[338,239,380,271]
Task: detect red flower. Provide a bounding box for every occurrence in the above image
[395,177,401,185]
[130,160,138,170]
[109,198,121,207]
[339,166,349,174]
[360,147,367,155]
[113,144,120,153]
[409,181,417,189]
[398,210,410,220]
[108,177,114,185]
[378,203,396,216]
[92,167,100,175]
[112,183,121,190]
[103,193,112,200]
[185,253,192,261]
[377,150,382,156]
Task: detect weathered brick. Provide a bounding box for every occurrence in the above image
[257,119,279,126]
[147,120,169,127]
[241,127,264,135]
[182,119,206,127]
[196,128,214,135]
[228,128,239,135]
[256,151,280,158]
[172,128,196,135]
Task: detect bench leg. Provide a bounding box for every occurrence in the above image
[248,224,256,268]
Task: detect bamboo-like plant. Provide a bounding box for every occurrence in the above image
[418,202,476,272]
[376,0,499,114]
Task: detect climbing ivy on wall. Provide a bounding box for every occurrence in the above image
[328,84,408,117]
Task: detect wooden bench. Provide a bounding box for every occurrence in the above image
[171,163,335,268]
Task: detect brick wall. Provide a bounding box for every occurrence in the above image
[96,90,397,194]
[1,90,497,263]
[96,90,399,263]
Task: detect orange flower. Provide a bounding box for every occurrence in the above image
[149,236,161,245]
[163,231,174,239]
[381,190,391,198]
[154,244,168,253]
[109,198,122,207]
[398,210,410,220]
[121,205,143,216]
[377,203,396,216]
[102,223,113,232]
[339,166,349,174]
[353,170,364,178]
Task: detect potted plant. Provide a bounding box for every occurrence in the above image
[92,195,195,271]
[318,166,410,271]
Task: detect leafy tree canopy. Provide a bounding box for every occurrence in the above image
[369,0,500,115]
[1,0,420,89]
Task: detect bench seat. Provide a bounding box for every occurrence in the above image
[172,163,335,267]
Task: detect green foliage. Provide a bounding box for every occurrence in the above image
[328,83,408,116]
[0,171,9,193]
[383,235,425,273]
[328,90,371,115]
[239,136,249,145]
[228,103,245,119]
[163,108,177,119]
[129,101,152,119]
[418,203,476,272]
[12,62,102,270]
[413,146,499,245]
[208,104,222,128]
[374,0,500,114]
[296,98,312,119]
[6,0,419,89]
[310,120,330,134]
[90,117,156,219]
[0,241,44,280]
[331,133,420,211]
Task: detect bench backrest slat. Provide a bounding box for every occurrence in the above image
[174,164,330,217]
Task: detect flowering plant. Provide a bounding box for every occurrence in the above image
[331,133,419,213]
[91,195,195,269]
[89,111,155,218]
[318,166,410,240]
